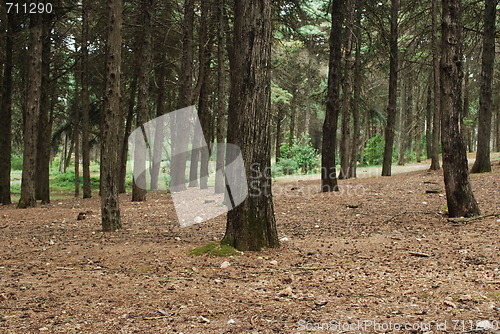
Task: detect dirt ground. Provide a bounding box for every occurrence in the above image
[1,163,499,334]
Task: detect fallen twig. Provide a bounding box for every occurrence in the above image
[409,251,431,258]
[448,213,500,224]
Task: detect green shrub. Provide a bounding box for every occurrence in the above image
[278,158,298,175]
[364,134,385,166]
[11,156,23,171]
[278,133,319,174]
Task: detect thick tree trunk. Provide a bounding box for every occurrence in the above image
[221,0,278,251]
[0,13,13,205]
[101,0,123,231]
[170,0,195,192]
[470,0,495,173]
[132,0,154,202]
[381,0,398,176]
[18,14,43,209]
[81,0,92,198]
[339,0,354,180]
[430,0,441,170]
[322,0,343,191]
[440,0,480,218]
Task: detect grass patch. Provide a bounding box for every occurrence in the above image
[486,292,500,300]
[189,242,241,257]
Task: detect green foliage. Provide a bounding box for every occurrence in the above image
[363,134,385,166]
[189,242,241,257]
[11,156,23,171]
[277,133,319,174]
[52,170,100,190]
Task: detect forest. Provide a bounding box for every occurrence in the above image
[0,0,499,332]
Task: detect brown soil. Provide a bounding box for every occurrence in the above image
[1,164,499,333]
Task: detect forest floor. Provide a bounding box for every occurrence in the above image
[1,161,499,333]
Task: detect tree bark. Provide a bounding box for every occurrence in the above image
[150,62,166,190]
[81,0,92,198]
[440,0,480,218]
[18,14,43,209]
[425,78,432,159]
[470,0,495,173]
[221,0,278,251]
[381,0,398,176]
[132,0,154,202]
[101,0,123,231]
[463,60,472,153]
[322,0,343,191]
[430,0,441,170]
[118,73,137,193]
[0,12,13,205]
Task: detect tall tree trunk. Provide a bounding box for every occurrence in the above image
[150,62,166,190]
[18,14,43,209]
[470,0,495,173]
[440,0,480,218]
[74,104,80,197]
[348,1,362,179]
[322,0,343,192]
[132,0,154,202]
[101,0,123,231]
[275,107,284,162]
[170,0,195,193]
[339,0,354,179]
[221,0,278,251]
[415,83,423,163]
[118,74,137,193]
[430,0,441,170]
[463,60,472,153]
[397,71,407,166]
[81,0,92,198]
[425,78,432,159]
[0,13,13,205]
[381,0,398,176]
[214,0,226,194]
[304,61,312,135]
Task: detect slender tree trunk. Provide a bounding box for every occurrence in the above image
[0,13,13,205]
[150,62,166,190]
[275,107,284,162]
[430,0,441,170]
[81,0,92,198]
[132,0,154,202]
[214,0,226,194]
[339,0,354,179]
[348,1,362,179]
[74,104,80,197]
[18,14,43,209]
[463,61,472,153]
[397,71,407,166]
[118,74,137,193]
[101,0,123,231]
[381,0,398,176]
[471,0,495,173]
[322,0,343,192]
[304,61,312,135]
[170,0,195,192]
[425,80,432,159]
[221,0,278,251]
[440,0,480,218]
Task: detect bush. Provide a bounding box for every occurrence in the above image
[277,133,319,174]
[11,156,23,171]
[364,134,385,166]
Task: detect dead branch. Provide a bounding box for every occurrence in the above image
[448,213,500,224]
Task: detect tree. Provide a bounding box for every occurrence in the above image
[322,0,343,192]
[470,0,495,173]
[81,0,92,198]
[132,0,155,202]
[101,0,123,231]
[381,0,398,176]
[18,13,43,209]
[221,0,278,251]
[440,0,480,218]
[0,8,13,205]
[429,0,441,170]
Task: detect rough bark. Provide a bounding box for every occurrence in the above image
[118,73,137,194]
[81,0,92,198]
[463,61,472,153]
[132,0,154,202]
[221,0,278,251]
[430,0,441,170]
[440,0,480,218]
[470,0,495,173]
[425,79,432,159]
[101,0,123,231]
[381,0,398,176]
[150,62,166,190]
[0,12,13,205]
[321,0,343,192]
[18,14,43,209]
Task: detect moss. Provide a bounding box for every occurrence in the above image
[189,242,241,257]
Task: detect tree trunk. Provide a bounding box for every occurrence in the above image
[81,0,92,198]
[170,0,195,193]
[440,0,480,218]
[275,107,284,162]
[74,104,80,197]
[150,62,166,190]
[470,0,495,173]
[322,0,343,192]
[381,0,398,176]
[348,1,362,179]
[425,78,432,159]
[118,74,137,193]
[221,0,278,251]
[430,0,441,170]
[0,13,13,205]
[463,61,472,153]
[132,0,154,202]
[214,0,226,194]
[339,0,354,180]
[18,14,43,209]
[101,0,123,231]
[397,71,407,166]
[304,62,312,135]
